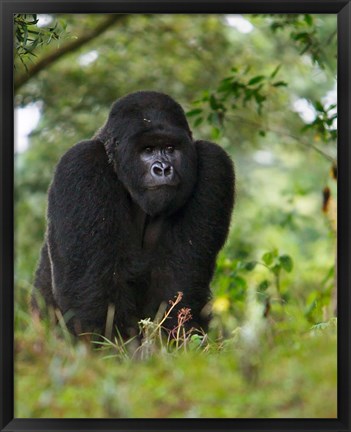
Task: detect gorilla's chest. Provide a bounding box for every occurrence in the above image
[128,202,167,251]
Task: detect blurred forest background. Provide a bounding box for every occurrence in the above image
[14,13,337,418]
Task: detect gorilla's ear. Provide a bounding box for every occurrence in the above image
[94,123,119,161]
[103,136,119,166]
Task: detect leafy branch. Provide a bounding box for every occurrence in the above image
[15,14,68,72]
[14,14,129,91]
[187,65,287,140]
[268,14,336,70]
[188,64,336,163]
[302,100,337,143]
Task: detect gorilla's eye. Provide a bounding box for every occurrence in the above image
[144,146,154,154]
[166,145,175,153]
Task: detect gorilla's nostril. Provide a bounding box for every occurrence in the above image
[164,166,173,177]
[152,165,163,176]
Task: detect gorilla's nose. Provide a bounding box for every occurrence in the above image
[151,162,173,178]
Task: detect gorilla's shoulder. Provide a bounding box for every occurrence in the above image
[55,139,109,176]
[195,140,235,181]
[59,139,107,165]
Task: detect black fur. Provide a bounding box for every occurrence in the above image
[32,91,235,338]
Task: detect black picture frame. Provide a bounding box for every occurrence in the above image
[1,1,350,431]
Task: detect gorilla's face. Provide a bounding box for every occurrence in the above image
[117,127,197,216]
[139,131,182,190]
[100,91,198,216]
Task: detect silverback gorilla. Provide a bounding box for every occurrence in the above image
[32,91,235,339]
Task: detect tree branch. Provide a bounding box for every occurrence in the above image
[229,114,336,163]
[15,14,128,91]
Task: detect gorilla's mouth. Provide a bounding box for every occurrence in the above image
[145,182,179,190]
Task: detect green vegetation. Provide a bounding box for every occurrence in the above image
[14,13,337,418]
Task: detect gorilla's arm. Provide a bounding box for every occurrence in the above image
[189,140,235,254]
[39,139,137,334]
[159,141,235,329]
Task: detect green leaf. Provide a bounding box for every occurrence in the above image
[23,25,28,45]
[279,255,294,272]
[59,19,68,30]
[233,275,247,290]
[304,14,313,26]
[258,280,270,291]
[189,334,204,350]
[211,126,221,140]
[262,252,274,266]
[209,94,219,110]
[218,77,234,93]
[314,101,324,112]
[271,264,281,276]
[193,117,203,128]
[244,261,257,271]
[259,130,266,137]
[272,81,288,87]
[186,108,203,117]
[248,75,266,86]
[270,64,281,79]
[305,299,318,317]
[254,92,266,105]
[292,31,310,42]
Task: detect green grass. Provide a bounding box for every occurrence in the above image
[14,284,337,419]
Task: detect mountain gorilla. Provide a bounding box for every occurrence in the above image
[32,91,235,339]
